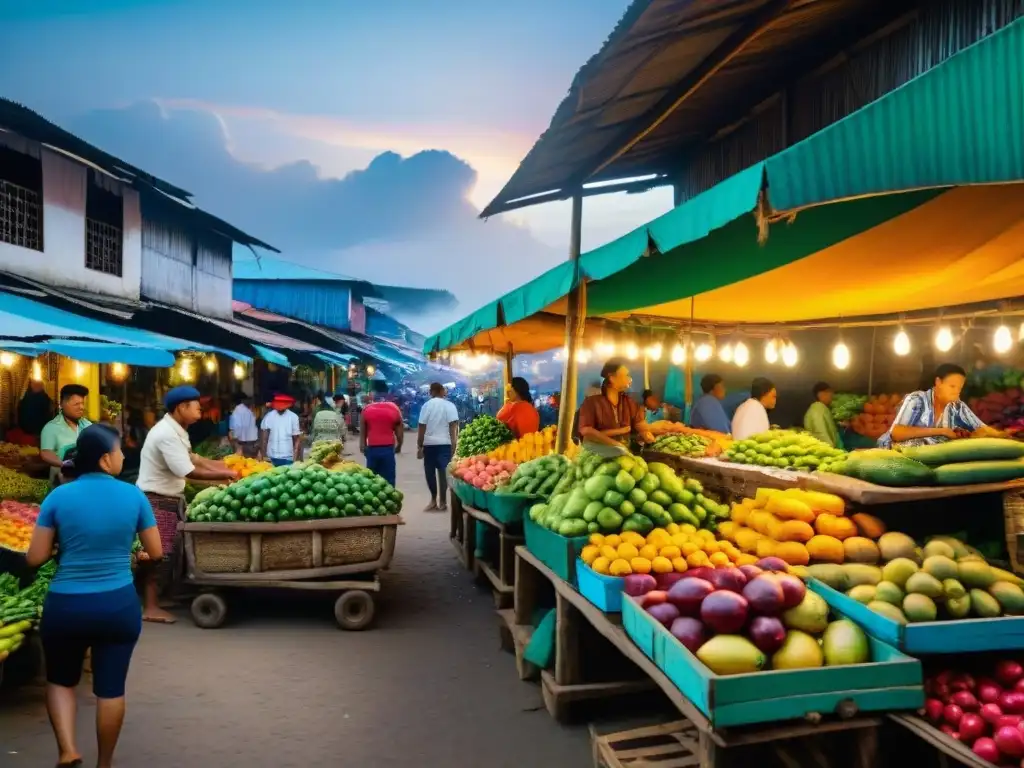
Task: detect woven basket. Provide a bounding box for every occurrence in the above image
[193,533,251,573]
[261,532,314,571]
[322,527,384,566]
[1003,491,1024,572]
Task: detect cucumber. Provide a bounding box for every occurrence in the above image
[902,438,1024,466]
[843,451,934,487]
[933,460,1024,486]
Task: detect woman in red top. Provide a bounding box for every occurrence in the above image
[497,377,540,438]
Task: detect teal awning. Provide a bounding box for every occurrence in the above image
[0,340,175,367]
[424,18,1024,353]
[252,344,291,367]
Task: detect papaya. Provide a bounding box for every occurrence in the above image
[776,520,815,543]
[792,489,845,516]
[806,535,845,564]
[815,514,858,541]
[735,527,762,553]
[766,495,815,524]
[775,541,810,566]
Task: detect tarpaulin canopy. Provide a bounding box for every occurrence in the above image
[425,17,1024,352]
[251,344,291,367]
[0,340,175,367]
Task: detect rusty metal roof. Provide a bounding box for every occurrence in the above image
[482,0,917,216]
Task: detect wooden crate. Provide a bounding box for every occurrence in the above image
[182,515,401,583]
[592,721,701,768]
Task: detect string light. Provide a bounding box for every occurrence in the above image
[764,338,779,365]
[994,324,1014,355]
[233,363,246,380]
[624,342,639,360]
[645,342,663,361]
[832,341,850,370]
[31,360,42,381]
[109,362,128,381]
[204,356,217,374]
[893,328,911,356]
[733,341,749,367]
[781,342,798,368]
[694,342,712,363]
[670,344,686,365]
[0,352,14,368]
[718,343,733,364]
[935,325,954,353]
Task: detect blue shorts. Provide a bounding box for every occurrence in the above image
[365,446,396,487]
[270,457,292,467]
[41,584,141,698]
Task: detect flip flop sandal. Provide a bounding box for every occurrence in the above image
[57,760,82,767]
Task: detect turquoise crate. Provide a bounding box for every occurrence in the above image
[471,486,489,510]
[451,479,473,506]
[523,516,589,586]
[577,561,624,612]
[621,595,923,728]
[486,492,537,526]
[810,579,1024,654]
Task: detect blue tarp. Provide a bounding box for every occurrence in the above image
[252,344,291,367]
[0,340,175,367]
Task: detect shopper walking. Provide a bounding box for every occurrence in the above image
[360,392,403,486]
[137,386,237,624]
[26,425,163,768]
[417,383,459,511]
[228,391,260,458]
[260,393,303,466]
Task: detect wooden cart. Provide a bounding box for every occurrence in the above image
[179,515,402,631]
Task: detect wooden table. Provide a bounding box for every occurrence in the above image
[511,546,882,768]
[448,488,521,608]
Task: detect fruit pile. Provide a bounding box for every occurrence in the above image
[0,560,55,661]
[648,423,732,453]
[582,523,756,577]
[649,433,719,458]
[830,393,869,422]
[223,453,272,478]
[824,534,1024,624]
[0,442,39,471]
[455,415,514,458]
[0,467,48,504]
[488,426,558,462]
[0,501,39,553]
[529,452,727,538]
[922,661,1024,764]
[451,455,518,491]
[718,487,877,567]
[499,454,571,497]
[850,394,903,440]
[629,558,872,675]
[309,440,344,466]
[723,430,847,472]
[186,463,402,522]
[832,438,1024,487]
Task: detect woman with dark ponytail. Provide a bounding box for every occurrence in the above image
[26,424,163,768]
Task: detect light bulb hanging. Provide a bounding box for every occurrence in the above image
[719,342,733,364]
[646,342,663,361]
[733,341,749,367]
[109,362,128,381]
[994,324,1014,355]
[893,328,911,356]
[233,363,246,380]
[832,341,850,370]
[694,342,712,363]
[0,352,14,368]
[204,356,217,374]
[624,342,639,360]
[670,344,686,365]
[781,342,798,368]
[31,360,42,381]
[935,325,954,353]
[764,338,779,365]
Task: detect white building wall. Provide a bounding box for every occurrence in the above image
[140,216,233,319]
[0,140,142,299]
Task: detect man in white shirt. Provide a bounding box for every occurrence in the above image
[137,386,238,624]
[261,393,302,466]
[417,383,460,511]
[228,392,260,457]
[731,377,777,440]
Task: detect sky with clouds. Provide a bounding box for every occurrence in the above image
[0,0,672,332]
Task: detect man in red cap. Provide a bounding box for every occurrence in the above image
[260,393,302,466]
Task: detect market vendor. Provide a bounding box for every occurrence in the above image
[40,384,91,485]
[690,374,732,434]
[577,359,654,448]
[496,377,540,438]
[804,381,843,448]
[879,363,1005,448]
[18,378,53,439]
[137,386,238,624]
[732,377,776,440]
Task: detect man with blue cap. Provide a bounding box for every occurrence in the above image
[137,385,238,624]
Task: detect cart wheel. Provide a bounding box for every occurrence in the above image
[191,593,228,629]
[335,590,375,631]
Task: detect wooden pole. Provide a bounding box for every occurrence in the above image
[556,194,585,454]
[505,347,514,402]
[867,326,877,397]
[643,354,650,391]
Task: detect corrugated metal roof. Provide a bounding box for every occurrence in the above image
[482,0,919,216]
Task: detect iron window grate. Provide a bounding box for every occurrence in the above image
[85,218,123,277]
[0,180,42,251]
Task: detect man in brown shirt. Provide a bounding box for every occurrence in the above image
[577,358,654,448]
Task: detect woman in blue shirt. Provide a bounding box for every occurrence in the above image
[26,425,162,768]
